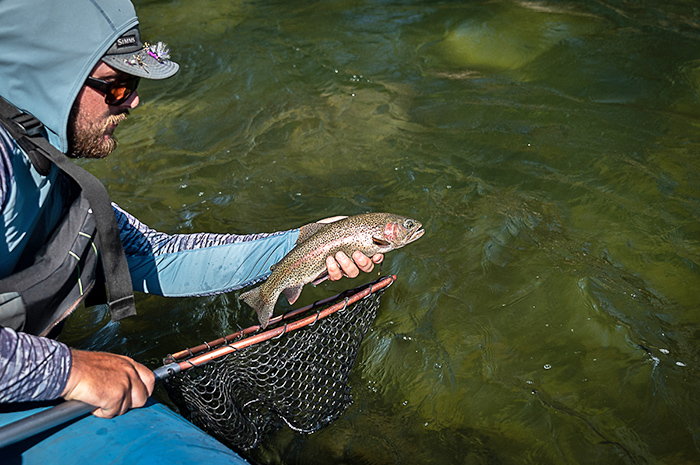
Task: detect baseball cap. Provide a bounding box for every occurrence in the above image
[101,26,179,79]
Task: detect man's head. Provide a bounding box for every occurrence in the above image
[67,27,179,159]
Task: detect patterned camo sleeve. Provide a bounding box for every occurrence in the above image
[0,327,72,403]
[0,124,14,217]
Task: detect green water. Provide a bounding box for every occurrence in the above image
[60,1,700,463]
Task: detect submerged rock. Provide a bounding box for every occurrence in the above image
[433,2,601,73]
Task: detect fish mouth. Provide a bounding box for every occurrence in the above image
[407,226,425,244]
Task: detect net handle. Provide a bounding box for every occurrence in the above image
[0,364,177,449]
[162,274,397,374]
[167,274,396,362]
[0,275,396,449]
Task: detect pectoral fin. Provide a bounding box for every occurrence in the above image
[312,270,329,286]
[282,285,304,305]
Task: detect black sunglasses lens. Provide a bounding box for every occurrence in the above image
[105,78,139,105]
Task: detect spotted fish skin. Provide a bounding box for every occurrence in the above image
[239,213,424,328]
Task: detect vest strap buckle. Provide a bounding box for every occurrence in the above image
[11,112,44,137]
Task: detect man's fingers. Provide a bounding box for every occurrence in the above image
[94,401,127,419]
[326,251,384,281]
[63,349,155,418]
[91,394,129,419]
[326,255,344,281]
[134,372,153,406]
[351,251,375,273]
[136,364,156,398]
[124,364,153,414]
[335,252,360,278]
[93,367,150,419]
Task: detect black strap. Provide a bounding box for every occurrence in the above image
[0,97,136,320]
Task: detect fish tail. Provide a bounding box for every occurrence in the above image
[239,286,273,329]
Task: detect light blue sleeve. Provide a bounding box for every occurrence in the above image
[113,204,300,297]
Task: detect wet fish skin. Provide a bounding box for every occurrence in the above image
[239,213,424,328]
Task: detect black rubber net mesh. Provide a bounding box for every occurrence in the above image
[162,287,385,451]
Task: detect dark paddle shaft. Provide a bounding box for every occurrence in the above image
[0,364,179,449]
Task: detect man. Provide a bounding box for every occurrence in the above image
[0,0,381,419]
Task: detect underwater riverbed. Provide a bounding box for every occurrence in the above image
[61,0,700,463]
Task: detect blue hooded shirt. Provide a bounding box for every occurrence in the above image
[0,0,138,152]
[0,0,300,407]
[0,0,299,296]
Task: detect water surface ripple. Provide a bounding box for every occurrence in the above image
[62,1,700,463]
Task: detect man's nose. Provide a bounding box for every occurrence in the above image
[123,91,139,109]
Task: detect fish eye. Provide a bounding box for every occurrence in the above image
[405,219,415,228]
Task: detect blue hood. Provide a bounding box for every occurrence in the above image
[0,0,138,152]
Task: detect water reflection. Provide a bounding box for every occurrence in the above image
[62,0,700,463]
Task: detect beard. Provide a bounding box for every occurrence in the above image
[67,110,128,159]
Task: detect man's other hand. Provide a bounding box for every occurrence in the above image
[61,349,154,418]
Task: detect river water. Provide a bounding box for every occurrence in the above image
[60,1,700,463]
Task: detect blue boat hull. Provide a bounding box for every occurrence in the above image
[0,400,248,464]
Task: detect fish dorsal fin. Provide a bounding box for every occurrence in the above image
[372,235,391,247]
[296,222,329,244]
[282,285,304,305]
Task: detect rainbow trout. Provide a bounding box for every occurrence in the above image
[239,213,424,328]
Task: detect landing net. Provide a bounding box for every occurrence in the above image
[162,275,394,451]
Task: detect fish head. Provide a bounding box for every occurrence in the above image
[374,215,424,250]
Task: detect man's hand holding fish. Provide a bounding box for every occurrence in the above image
[306,216,385,281]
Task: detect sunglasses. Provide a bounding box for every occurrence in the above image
[85,75,140,106]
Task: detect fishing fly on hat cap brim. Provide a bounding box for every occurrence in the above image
[101,26,179,79]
